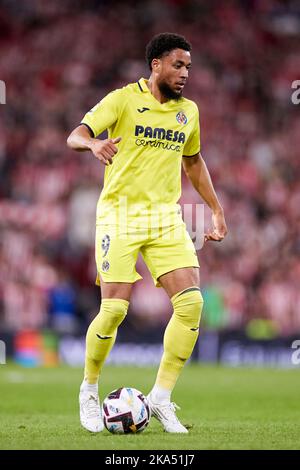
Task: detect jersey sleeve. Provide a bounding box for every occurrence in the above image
[183,105,201,157]
[80,89,123,137]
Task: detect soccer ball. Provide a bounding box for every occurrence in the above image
[102,387,150,434]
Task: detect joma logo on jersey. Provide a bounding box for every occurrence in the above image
[135,125,186,143]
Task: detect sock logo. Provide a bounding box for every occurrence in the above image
[190,327,199,331]
[96,334,112,340]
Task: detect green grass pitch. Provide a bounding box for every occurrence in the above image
[0,363,300,449]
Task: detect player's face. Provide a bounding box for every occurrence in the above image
[154,49,191,100]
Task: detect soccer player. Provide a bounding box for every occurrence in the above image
[67,33,227,433]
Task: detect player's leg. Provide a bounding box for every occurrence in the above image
[152,267,202,394]
[84,281,132,385]
[80,280,133,433]
[80,224,142,433]
[148,267,203,433]
[142,224,203,432]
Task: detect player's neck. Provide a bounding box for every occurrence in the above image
[147,77,169,104]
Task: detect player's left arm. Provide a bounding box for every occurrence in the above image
[182,153,228,242]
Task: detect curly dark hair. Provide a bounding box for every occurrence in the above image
[145,33,192,71]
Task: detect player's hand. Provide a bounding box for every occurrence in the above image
[90,137,122,165]
[204,208,228,242]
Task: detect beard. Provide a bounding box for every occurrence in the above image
[157,80,182,101]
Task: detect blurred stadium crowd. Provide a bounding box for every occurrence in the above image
[0,0,299,337]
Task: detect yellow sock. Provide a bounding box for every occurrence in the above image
[84,298,129,384]
[155,287,203,392]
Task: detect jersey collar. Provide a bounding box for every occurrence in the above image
[137,78,149,93]
[137,77,183,107]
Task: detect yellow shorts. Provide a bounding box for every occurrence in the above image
[95,222,199,287]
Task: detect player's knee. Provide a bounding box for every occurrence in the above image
[100,298,129,327]
[171,288,203,328]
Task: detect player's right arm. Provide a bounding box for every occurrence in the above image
[67,124,121,166]
[67,89,123,165]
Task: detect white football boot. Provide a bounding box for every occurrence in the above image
[79,381,104,433]
[147,393,188,433]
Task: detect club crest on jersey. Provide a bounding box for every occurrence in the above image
[101,234,110,257]
[102,260,110,272]
[176,111,187,125]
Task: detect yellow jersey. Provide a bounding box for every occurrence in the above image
[81,77,200,227]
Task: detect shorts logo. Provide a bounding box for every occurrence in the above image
[102,260,110,272]
[176,111,187,125]
[101,234,110,257]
